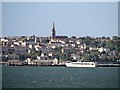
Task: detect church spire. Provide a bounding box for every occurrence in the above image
[53,22,55,29]
[51,22,56,39]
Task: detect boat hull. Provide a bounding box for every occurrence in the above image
[66,62,96,67]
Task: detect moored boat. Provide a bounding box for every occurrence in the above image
[65,61,97,67]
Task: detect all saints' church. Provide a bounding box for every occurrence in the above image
[51,22,68,40]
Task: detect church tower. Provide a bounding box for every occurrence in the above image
[51,22,56,39]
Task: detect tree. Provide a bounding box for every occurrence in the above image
[105,40,114,50]
[82,53,90,61]
[102,36,105,39]
[112,36,118,40]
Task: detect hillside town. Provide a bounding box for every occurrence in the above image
[0,23,120,66]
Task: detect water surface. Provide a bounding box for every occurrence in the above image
[2,66,118,88]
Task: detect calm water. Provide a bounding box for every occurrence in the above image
[2,66,119,88]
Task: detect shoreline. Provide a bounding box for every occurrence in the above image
[0,61,120,67]
[1,64,120,67]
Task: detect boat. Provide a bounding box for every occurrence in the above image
[65,61,97,67]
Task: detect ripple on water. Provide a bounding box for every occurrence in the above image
[2,66,118,88]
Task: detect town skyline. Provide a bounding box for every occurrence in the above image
[2,2,118,37]
[1,22,118,39]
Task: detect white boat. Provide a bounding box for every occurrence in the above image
[65,61,97,67]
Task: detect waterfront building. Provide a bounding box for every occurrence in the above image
[48,42,63,48]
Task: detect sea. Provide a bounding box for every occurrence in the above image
[1,65,119,88]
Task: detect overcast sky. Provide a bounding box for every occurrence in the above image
[2,2,118,37]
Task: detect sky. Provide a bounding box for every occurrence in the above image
[0,3,2,37]
[2,2,118,37]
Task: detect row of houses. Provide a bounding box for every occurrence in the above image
[0,35,120,64]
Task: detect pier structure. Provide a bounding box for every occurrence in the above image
[98,64,120,67]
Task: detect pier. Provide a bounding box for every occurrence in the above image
[98,64,120,67]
